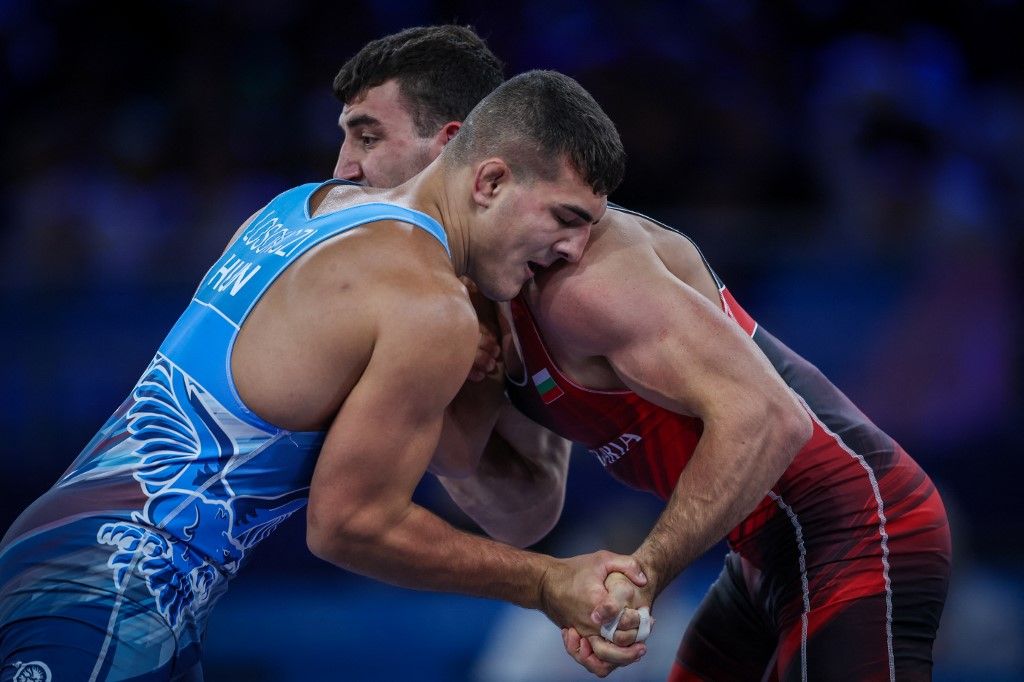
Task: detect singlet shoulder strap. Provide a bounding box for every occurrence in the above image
[304,179,450,258]
[193,181,452,329]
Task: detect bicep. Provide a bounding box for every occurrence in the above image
[586,271,781,419]
[309,308,477,525]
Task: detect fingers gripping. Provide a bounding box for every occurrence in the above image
[636,607,652,642]
[555,555,653,676]
[603,554,648,587]
[594,570,653,644]
[467,323,500,381]
[589,635,647,667]
[590,570,642,626]
[598,606,626,641]
[563,627,616,678]
[600,606,653,645]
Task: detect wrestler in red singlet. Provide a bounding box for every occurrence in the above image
[505,206,951,682]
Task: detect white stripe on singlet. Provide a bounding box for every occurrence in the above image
[767,491,810,682]
[191,297,240,330]
[796,395,896,682]
[89,550,144,682]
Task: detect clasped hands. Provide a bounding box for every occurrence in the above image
[540,552,654,678]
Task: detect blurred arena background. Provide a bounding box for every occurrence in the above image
[1,1,1021,680]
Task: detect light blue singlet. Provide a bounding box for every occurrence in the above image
[0,180,449,681]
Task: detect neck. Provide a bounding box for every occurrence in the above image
[395,156,470,278]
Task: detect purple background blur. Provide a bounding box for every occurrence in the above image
[1,1,1021,680]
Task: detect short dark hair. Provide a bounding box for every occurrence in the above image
[333,25,504,137]
[443,70,626,196]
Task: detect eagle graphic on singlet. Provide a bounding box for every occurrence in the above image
[57,354,308,629]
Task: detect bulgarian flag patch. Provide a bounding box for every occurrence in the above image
[532,368,564,404]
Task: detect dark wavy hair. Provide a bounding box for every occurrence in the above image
[332,25,505,137]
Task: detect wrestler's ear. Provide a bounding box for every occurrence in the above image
[428,121,461,157]
[434,121,462,146]
[472,158,509,208]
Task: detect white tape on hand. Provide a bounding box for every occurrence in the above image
[599,608,625,642]
[599,607,653,644]
[635,607,652,643]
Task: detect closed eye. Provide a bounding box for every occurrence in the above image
[553,211,580,227]
[554,203,597,226]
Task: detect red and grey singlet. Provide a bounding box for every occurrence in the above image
[504,206,951,682]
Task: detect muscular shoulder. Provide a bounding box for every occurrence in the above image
[534,209,717,354]
[388,276,478,343]
[603,208,713,294]
[371,276,479,406]
[269,218,473,352]
[290,218,457,303]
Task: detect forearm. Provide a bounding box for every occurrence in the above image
[310,498,554,609]
[430,373,506,477]
[440,434,566,547]
[439,404,570,547]
[635,406,810,595]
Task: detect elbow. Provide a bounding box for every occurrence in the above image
[306,531,332,564]
[491,523,553,550]
[488,529,535,549]
[428,453,480,479]
[772,395,813,464]
[306,498,388,564]
[508,454,569,548]
[306,502,341,563]
[478,480,566,548]
[501,508,562,549]
[492,488,566,549]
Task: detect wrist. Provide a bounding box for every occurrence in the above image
[632,548,667,599]
[532,554,560,613]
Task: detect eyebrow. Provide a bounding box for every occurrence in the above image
[341,113,382,130]
[562,204,599,225]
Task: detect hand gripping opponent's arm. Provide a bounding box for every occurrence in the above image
[304,283,646,649]
[558,247,813,602]
[551,244,811,675]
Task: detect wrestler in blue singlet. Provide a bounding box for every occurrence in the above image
[0,180,450,681]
